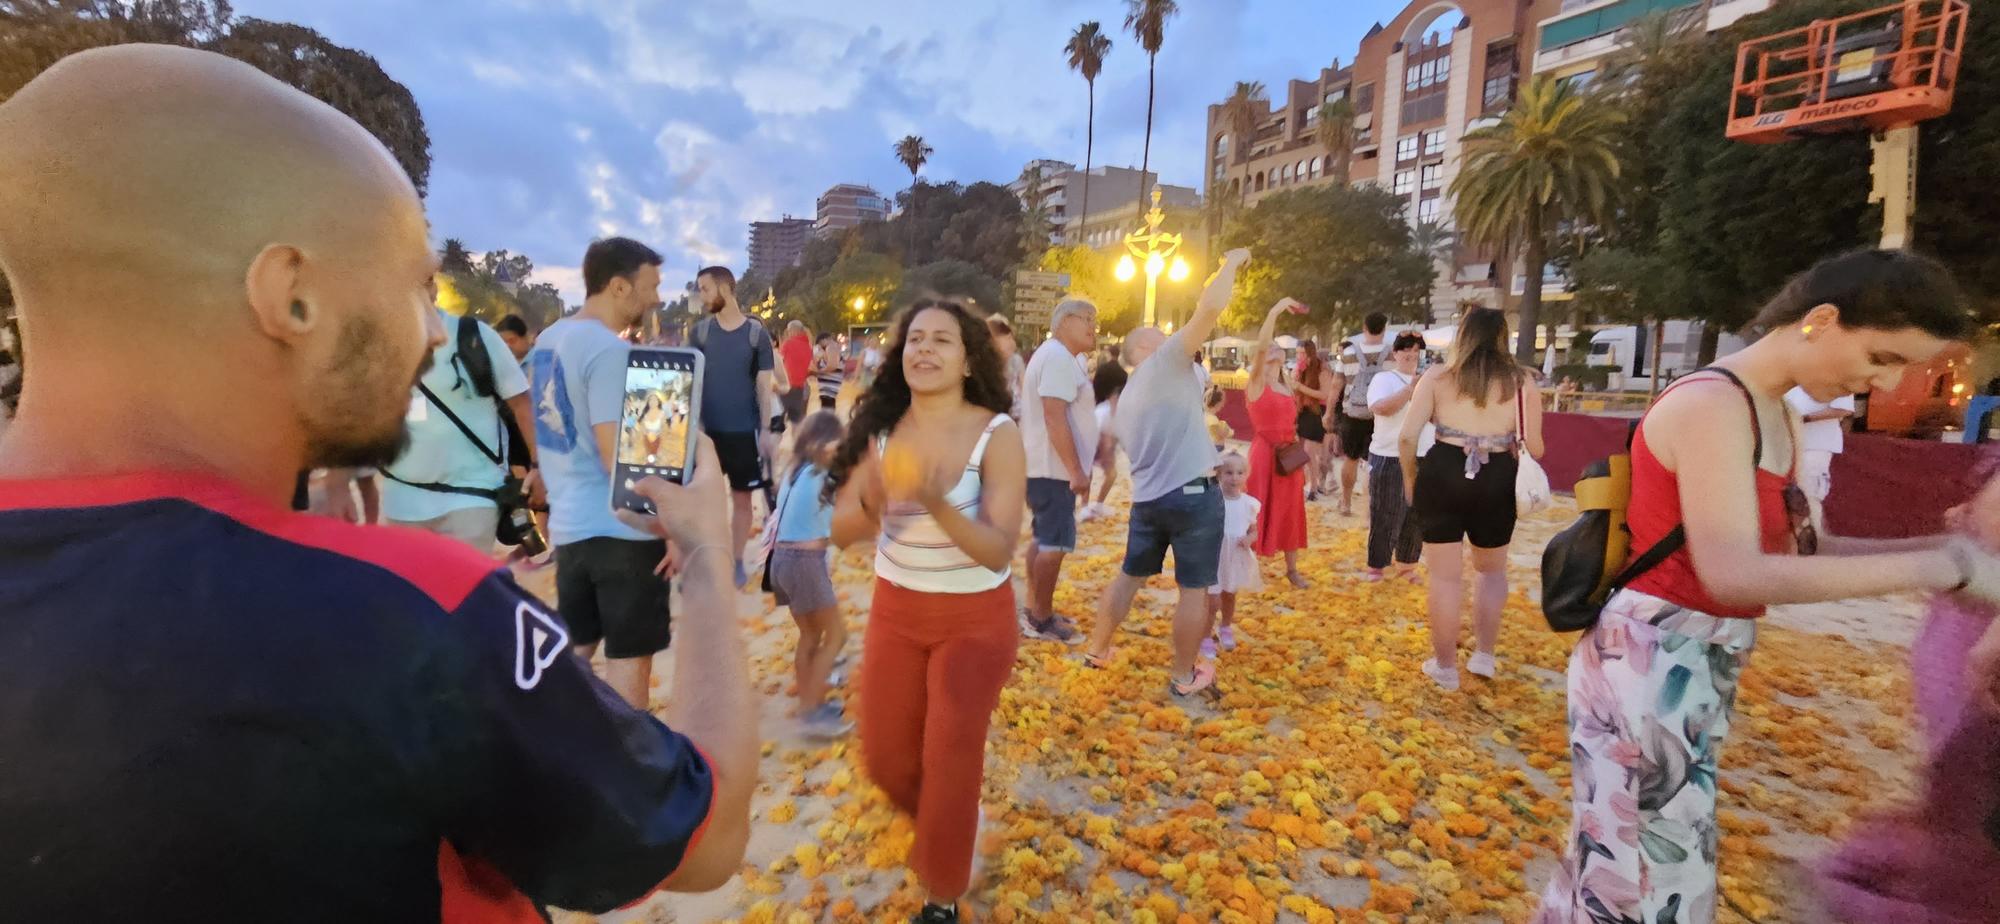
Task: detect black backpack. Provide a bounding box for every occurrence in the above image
[1540,368,1762,632]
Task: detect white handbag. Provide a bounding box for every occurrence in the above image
[1515,387,1552,517]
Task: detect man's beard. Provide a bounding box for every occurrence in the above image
[706,295,726,314]
[302,315,423,471]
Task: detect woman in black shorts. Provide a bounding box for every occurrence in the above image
[1293,339,1331,501]
[1398,308,1543,692]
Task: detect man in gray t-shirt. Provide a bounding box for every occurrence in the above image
[1086,248,1249,699]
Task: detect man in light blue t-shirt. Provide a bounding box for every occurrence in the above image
[376,298,533,550]
[526,237,670,709]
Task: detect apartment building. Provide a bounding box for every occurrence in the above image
[814,183,891,236]
[1205,0,1773,320]
[1008,160,1198,248]
[746,216,814,283]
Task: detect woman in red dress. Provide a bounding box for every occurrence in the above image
[1245,297,1312,588]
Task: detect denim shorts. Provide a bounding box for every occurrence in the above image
[1122,477,1224,587]
[1026,477,1078,551]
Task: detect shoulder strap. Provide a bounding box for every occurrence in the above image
[965,413,1009,470]
[771,463,811,533]
[1609,525,1685,590]
[416,381,502,464]
[1660,367,1762,468]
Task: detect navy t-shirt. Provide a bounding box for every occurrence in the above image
[0,471,713,922]
[694,317,773,434]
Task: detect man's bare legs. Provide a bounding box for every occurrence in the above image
[1029,545,1066,624]
[1086,571,1141,660]
[731,489,754,581]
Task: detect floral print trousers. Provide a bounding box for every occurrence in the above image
[1535,590,1757,924]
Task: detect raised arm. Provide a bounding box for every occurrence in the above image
[1246,298,1298,401]
[1176,248,1251,357]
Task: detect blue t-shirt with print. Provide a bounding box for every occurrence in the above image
[528,317,651,546]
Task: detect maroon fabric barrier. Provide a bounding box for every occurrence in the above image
[1216,399,1990,539]
[1826,434,1994,539]
[1535,411,1994,540]
[1538,413,1636,496]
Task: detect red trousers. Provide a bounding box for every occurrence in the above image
[860,578,1018,898]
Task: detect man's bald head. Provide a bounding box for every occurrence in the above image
[0,45,442,474]
[1123,327,1168,368]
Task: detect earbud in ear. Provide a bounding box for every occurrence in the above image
[1801,324,1814,335]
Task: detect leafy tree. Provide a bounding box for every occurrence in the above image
[1064,21,1112,230]
[796,252,901,333]
[1038,245,1143,335]
[1122,0,1178,207]
[477,249,534,286]
[1611,0,2000,364]
[1450,75,1624,363]
[895,260,1002,314]
[1219,184,1433,333]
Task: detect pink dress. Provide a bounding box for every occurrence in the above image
[1247,386,1307,556]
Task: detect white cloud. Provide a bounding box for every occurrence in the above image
[534,264,586,306]
[466,56,527,87]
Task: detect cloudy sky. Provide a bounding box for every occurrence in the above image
[238,0,1398,303]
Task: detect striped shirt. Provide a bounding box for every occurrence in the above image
[875,413,1012,593]
[814,352,844,402]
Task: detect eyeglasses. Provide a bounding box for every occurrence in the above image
[1782,482,1819,556]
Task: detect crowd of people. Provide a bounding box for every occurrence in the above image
[6,44,2000,924]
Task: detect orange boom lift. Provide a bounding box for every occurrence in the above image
[1726,0,1969,248]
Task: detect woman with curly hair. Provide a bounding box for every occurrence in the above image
[825,297,1026,924]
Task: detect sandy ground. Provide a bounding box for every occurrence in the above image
[519,451,1928,924]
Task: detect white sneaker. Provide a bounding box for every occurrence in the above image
[1421,658,1460,692]
[1076,505,1098,523]
[1091,502,1114,519]
[1467,652,1497,679]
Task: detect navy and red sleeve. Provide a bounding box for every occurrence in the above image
[436,571,714,913]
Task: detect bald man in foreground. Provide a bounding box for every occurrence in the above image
[1084,249,1250,700]
[0,45,754,920]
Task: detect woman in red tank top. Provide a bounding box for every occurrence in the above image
[1536,250,2000,924]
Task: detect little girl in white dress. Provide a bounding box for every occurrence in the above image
[1206,452,1263,657]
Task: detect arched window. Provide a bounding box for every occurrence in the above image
[1255,173,1266,191]
[1296,159,1308,180]
[1214,135,1229,159]
[1308,158,1321,179]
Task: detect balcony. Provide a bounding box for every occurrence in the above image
[1533,0,1703,72]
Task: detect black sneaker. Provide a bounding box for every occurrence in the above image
[911,902,959,923]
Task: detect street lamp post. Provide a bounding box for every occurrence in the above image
[1114,189,1191,327]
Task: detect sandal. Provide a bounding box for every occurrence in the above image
[1169,661,1218,698]
[1082,648,1119,669]
[1287,570,1310,589]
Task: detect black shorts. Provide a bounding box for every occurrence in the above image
[1296,406,1328,442]
[556,537,671,659]
[781,387,809,424]
[818,393,838,410]
[1337,414,1374,459]
[1413,443,1518,549]
[706,430,766,492]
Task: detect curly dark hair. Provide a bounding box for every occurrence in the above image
[822,298,1011,504]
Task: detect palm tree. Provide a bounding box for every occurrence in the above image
[1065,22,1112,238]
[1599,9,1702,88]
[439,238,474,275]
[1314,97,1358,186]
[1450,75,1624,364]
[893,134,933,264]
[1409,219,1455,268]
[1219,80,1266,208]
[1123,0,1179,208]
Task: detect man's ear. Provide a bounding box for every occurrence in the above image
[246,244,313,342]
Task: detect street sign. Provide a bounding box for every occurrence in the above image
[1012,270,1071,325]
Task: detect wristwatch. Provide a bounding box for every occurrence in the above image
[770,413,787,435]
